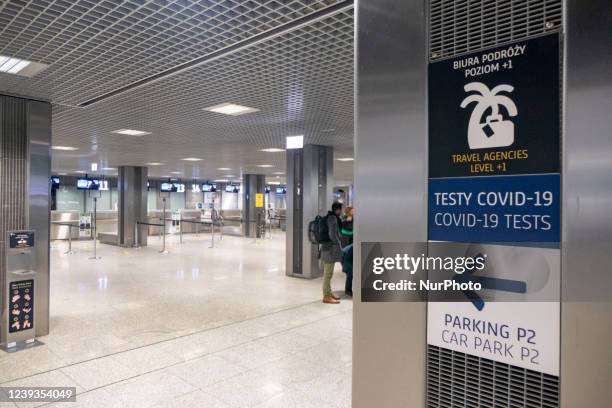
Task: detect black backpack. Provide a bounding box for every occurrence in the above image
[308,214,330,244]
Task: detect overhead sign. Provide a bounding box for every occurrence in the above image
[428,174,560,244]
[429,34,560,178]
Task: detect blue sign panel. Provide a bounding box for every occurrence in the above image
[428,174,560,243]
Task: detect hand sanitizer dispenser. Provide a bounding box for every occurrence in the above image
[1,230,36,350]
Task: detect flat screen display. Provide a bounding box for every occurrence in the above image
[76,178,100,190]
[160,182,177,192]
[275,186,287,194]
[225,185,239,193]
[76,178,89,190]
[202,183,217,192]
[51,176,60,188]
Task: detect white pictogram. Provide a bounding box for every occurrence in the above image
[460,82,518,149]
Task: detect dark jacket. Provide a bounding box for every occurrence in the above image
[320,212,343,263]
[340,218,353,247]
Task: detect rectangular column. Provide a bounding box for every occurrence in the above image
[0,95,51,338]
[118,166,148,247]
[353,0,427,406]
[561,0,612,406]
[242,174,266,237]
[286,144,333,279]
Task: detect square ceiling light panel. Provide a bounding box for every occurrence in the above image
[260,148,285,152]
[0,56,48,77]
[203,103,260,116]
[286,135,304,149]
[111,129,151,136]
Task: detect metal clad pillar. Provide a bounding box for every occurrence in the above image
[561,0,612,406]
[118,166,148,247]
[353,0,427,406]
[242,174,265,237]
[286,144,333,279]
[0,95,51,337]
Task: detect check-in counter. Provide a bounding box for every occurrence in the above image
[220,209,242,236]
[50,211,80,240]
[51,210,117,240]
[179,209,203,233]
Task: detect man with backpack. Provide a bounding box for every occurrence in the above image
[320,202,344,304]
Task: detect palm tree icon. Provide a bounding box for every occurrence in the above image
[460,82,518,149]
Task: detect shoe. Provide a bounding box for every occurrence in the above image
[345,290,353,297]
[322,296,340,304]
[331,294,341,300]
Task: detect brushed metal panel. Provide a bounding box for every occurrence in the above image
[27,100,51,337]
[561,0,612,406]
[118,166,148,247]
[286,145,333,279]
[353,0,427,406]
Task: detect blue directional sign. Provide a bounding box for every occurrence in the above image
[428,174,560,244]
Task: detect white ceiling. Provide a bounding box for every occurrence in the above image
[0,0,355,184]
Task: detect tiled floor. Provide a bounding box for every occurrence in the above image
[0,232,352,407]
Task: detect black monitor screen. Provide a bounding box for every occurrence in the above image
[51,176,60,188]
[76,178,100,190]
[225,185,239,193]
[275,186,287,194]
[160,182,177,192]
[76,178,90,190]
[202,183,217,192]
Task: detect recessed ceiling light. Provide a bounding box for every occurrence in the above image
[256,164,275,168]
[260,148,284,153]
[170,171,182,175]
[111,129,151,136]
[286,135,304,149]
[217,167,232,171]
[336,157,354,162]
[182,157,202,161]
[225,175,236,178]
[272,172,284,175]
[73,170,86,174]
[146,162,163,166]
[268,181,281,185]
[57,172,67,176]
[102,167,116,171]
[51,146,79,151]
[214,179,229,183]
[0,55,48,77]
[203,102,259,116]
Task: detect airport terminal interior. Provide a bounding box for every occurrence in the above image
[0,0,610,408]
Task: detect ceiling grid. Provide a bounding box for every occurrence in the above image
[0,0,354,182]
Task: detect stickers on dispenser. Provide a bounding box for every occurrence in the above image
[8,279,34,333]
[429,33,560,178]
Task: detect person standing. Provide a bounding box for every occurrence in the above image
[340,207,354,296]
[321,202,344,304]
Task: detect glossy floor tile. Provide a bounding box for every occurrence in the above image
[2,232,352,407]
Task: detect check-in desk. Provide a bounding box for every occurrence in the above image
[51,210,118,240]
[219,209,242,236]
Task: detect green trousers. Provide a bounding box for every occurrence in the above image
[323,262,335,297]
